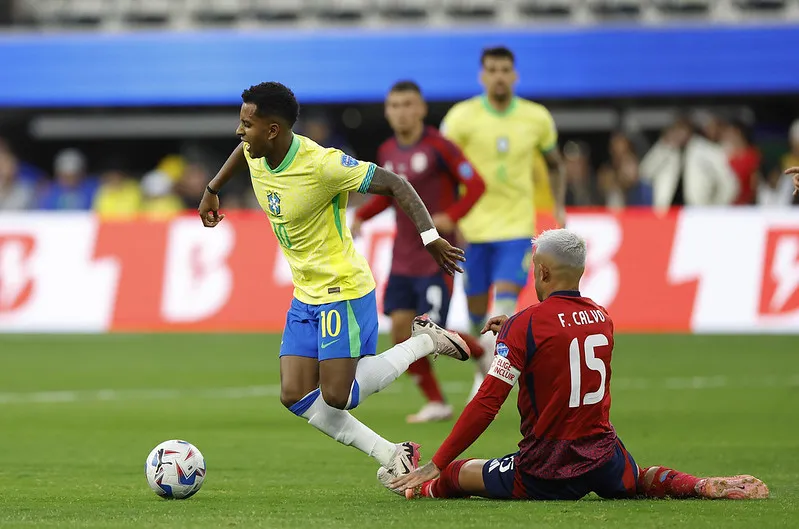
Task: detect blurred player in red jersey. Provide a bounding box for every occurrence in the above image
[390,229,769,501]
[352,81,487,423]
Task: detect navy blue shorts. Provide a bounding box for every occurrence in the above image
[463,238,532,297]
[482,439,639,500]
[383,273,453,326]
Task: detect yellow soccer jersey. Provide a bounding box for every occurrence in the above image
[244,134,377,305]
[441,96,557,243]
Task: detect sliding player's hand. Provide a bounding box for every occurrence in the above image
[390,461,440,493]
[426,238,465,275]
[786,166,799,196]
[198,191,225,228]
[482,315,509,335]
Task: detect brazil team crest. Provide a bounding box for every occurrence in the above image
[266,191,282,217]
[497,137,510,153]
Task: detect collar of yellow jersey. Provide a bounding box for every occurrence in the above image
[481,95,518,117]
[264,134,301,174]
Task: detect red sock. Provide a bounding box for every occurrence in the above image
[455,331,486,359]
[407,357,444,403]
[638,466,702,498]
[422,459,472,498]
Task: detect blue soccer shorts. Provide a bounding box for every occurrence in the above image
[482,439,639,500]
[463,238,533,297]
[382,273,454,326]
[279,290,378,361]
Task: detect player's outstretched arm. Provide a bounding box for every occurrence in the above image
[786,166,799,195]
[367,167,466,275]
[198,143,247,228]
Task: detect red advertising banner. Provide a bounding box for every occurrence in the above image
[0,209,797,334]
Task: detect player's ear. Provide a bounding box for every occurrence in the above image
[268,123,280,140]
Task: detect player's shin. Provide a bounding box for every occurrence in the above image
[468,312,486,338]
[407,358,445,403]
[289,388,397,467]
[416,459,473,499]
[638,466,702,498]
[344,335,434,409]
[491,292,518,322]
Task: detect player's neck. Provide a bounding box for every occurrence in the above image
[486,95,514,113]
[395,123,424,147]
[543,283,581,299]
[265,133,294,170]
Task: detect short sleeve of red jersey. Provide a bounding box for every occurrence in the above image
[491,316,527,386]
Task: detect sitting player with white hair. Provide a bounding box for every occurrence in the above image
[389,229,769,501]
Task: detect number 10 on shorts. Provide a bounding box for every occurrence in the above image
[320,310,341,338]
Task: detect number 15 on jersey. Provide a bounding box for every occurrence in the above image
[568,334,609,408]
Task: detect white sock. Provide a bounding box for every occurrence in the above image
[299,390,396,467]
[346,335,434,409]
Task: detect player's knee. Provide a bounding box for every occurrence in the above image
[320,384,350,410]
[279,388,306,410]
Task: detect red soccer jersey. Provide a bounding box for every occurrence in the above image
[355,126,484,277]
[432,291,617,480]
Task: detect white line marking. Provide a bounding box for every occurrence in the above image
[0,375,795,406]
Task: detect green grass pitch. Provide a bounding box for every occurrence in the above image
[0,333,797,528]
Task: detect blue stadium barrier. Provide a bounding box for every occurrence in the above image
[0,25,797,106]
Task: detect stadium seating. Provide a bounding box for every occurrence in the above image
[12,0,799,28]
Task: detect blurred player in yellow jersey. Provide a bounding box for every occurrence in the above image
[197,82,470,488]
[441,47,566,397]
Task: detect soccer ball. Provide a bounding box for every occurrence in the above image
[145,440,206,499]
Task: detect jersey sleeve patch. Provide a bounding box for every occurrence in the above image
[488,355,521,387]
[341,154,359,168]
[495,342,509,358]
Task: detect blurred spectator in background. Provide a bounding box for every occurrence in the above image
[598,131,652,209]
[0,138,46,186]
[140,169,183,219]
[759,120,799,207]
[297,110,356,156]
[38,148,98,210]
[780,119,799,176]
[175,162,211,209]
[758,168,796,207]
[0,145,35,210]
[563,141,599,206]
[640,116,738,211]
[93,169,142,220]
[695,111,724,144]
[721,120,760,205]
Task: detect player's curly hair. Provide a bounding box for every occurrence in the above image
[241,82,300,126]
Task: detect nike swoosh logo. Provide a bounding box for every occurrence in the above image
[400,459,410,474]
[445,336,468,361]
[320,339,340,349]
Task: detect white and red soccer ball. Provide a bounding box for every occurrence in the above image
[145,440,206,499]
